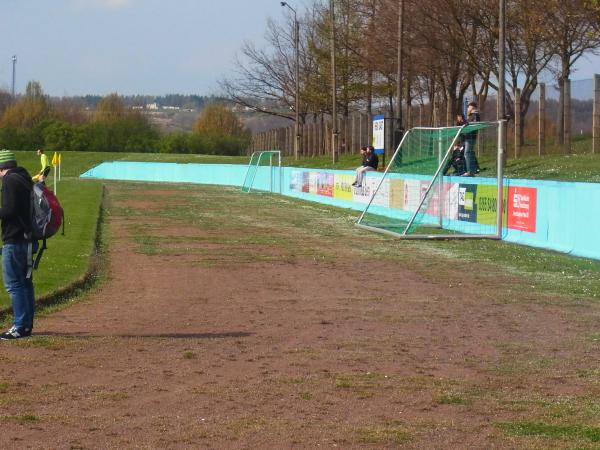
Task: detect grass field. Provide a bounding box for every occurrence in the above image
[0,149,598,447]
[1,182,598,448]
[1,147,597,313]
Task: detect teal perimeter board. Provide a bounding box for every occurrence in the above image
[81,162,600,261]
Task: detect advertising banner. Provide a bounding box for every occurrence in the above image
[353,178,381,204]
[476,185,508,226]
[334,174,354,200]
[317,173,334,197]
[389,178,405,209]
[443,182,459,220]
[458,184,477,222]
[404,179,422,212]
[507,186,537,232]
[308,172,319,194]
[290,170,302,192]
[302,171,310,192]
[371,178,390,207]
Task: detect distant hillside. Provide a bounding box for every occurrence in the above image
[68,94,225,110]
[241,112,294,133]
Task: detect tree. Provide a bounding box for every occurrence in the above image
[95,93,126,121]
[193,103,250,139]
[220,16,304,122]
[542,0,600,147]
[0,81,51,128]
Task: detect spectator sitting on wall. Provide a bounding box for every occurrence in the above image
[352,145,378,188]
[443,114,467,176]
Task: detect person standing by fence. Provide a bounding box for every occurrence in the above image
[463,102,481,176]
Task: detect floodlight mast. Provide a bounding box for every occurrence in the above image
[280,1,301,161]
[11,55,17,98]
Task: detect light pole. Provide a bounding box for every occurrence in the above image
[330,0,338,163]
[498,0,506,164]
[281,2,301,160]
[397,0,404,130]
[11,55,17,99]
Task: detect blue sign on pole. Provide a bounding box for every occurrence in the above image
[372,114,385,155]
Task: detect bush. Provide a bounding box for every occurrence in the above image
[0,118,248,155]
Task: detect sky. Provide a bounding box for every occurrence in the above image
[0,0,598,98]
[0,0,287,97]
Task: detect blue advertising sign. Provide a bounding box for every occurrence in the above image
[372,114,385,154]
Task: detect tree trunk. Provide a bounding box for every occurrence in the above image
[557,76,564,145]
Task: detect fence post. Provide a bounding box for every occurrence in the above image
[514,88,521,159]
[307,122,313,156]
[563,79,571,154]
[594,74,599,154]
[539,83,545,156]
[304,123,309,157]
[351,114,356,153]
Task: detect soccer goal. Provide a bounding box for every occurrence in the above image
[356,120,506,239]
[241,150,282,194]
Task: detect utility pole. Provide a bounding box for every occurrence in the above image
[496,0,506,238]
[281,2,301,160]
[330,0,338,163]
[397,0,404,130]
[11,55,17,98]
[498,0,506,164]
[594,74,599,154]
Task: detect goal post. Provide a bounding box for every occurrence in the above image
[356,120,506,239]
[241,150,282,194]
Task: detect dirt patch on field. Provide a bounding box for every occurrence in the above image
[0,184,599,449]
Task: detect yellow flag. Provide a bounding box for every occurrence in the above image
[51,152,59,166]
[58,153,62,165]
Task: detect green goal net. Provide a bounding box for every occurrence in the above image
[241,150,282,194]
[356,121,505,239]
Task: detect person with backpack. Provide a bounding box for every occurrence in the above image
[0,150,37,340]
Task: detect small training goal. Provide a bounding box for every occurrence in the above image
[241,150,282,194]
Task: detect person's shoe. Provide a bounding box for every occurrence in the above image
[460,172,473,177]
[0,325,32,340]
[351,182,357,186]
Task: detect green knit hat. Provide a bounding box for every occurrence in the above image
[0,150,17,170]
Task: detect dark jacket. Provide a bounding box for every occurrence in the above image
[0,167,33,244]
[363,152,379,170]
[465,109,481,142]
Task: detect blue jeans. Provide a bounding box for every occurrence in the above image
[2,242,36,330]
[464,139,479,174]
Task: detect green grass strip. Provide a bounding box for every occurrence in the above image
[0,179,104,310]
[497,421,600,442]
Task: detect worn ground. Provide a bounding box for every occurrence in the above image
[0,183,599,449]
